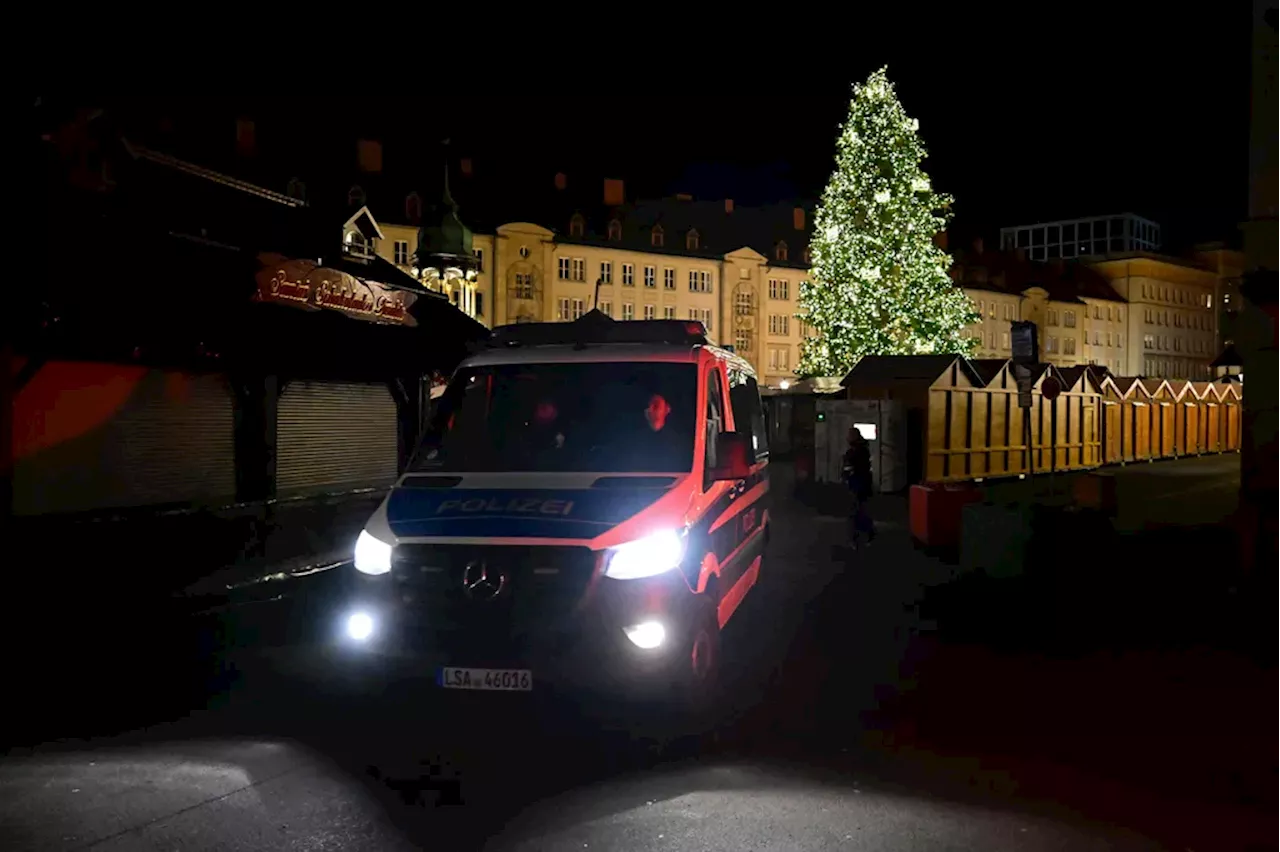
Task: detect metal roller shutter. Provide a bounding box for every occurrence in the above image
[276,381,399,495]
[14,368,237,515]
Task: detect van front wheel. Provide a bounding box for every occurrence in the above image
[674,596,721,717]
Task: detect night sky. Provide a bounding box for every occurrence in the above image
[426,7,1252,253]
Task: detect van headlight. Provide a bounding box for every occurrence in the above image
[354,530,393,576]
[604,529,686,580]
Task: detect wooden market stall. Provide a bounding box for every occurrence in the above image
[840,355,984,484]
[1190,381,1222,453]
[1053,365,1104,472]
[1140,378,1177,459]
[1219,381,1243,450]
[1098,375,1125,464]
[1111,377,1154,462]
[1169,380,1201,457]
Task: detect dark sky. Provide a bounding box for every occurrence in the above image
[423,7,1252,252]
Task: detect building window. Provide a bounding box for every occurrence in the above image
[663,267,675,289]
[600,261,612,284]
[644,304,656,320]
[558,257,571,280]
[686,229,700,250]
[988,303,997,319]
[691,307,713,331]
[599,300,612,317]
[776,241,788,262]
[519,246,530,259]
[473,249,484,272]
[405,192,422,222]
[622,302,634,320]
[1003,304,1014,321]
[570,298,584,319]
[571,258,585,282]
[768,315,790,336]
[286,177,307,202]
[1047,308,1058,326]
[1116,334,1122,349]
[768,346,789,371]
[735,330,752,353]
[569,214,585,238]
[347,185,365,207]
[557,298,570,320]
[1000,331,1010,349]
[1046,336,1058,353]
[393,240,410,266]
[475,292,484,318]
[768,278,790,300]
[664,306,676,319]
[1064,338,1077,355]
[607,219,622,241]
[644,265,656,288]
[514,273,533,300]
[622,263,635,286]
[651,225,664,248]
[1063,310,1076,328]
[688,270,711,293]
[802,246,811,265]
[735,291,753,316]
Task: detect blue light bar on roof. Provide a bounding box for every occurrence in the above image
[486,310,708,348]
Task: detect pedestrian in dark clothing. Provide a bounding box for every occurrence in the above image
[842,427,875,546]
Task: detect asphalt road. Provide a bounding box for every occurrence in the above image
[3,456,1272,851]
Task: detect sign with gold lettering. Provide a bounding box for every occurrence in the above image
[253,253,417,326]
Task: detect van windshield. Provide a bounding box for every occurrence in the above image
[412,361,698,473]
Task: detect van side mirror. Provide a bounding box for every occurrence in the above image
[709,431,753,481]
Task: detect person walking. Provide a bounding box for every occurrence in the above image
[842,426,875,547]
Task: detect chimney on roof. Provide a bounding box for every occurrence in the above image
[724,198,734,214]
[603,178,624,206]
[554,172,567,191]
[793,207,805,230]
[973,237,984,255]
[933,230,948,251]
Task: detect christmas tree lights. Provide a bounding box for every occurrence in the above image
[798,68,978,377]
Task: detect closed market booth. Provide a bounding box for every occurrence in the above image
[1220,382,1243,450]
[276,380,400,495]
[1170,380,1200,456]
[1098,376,1125,464]
[12,363,236,515]
[1197,382,1224,452]
[1112,377,1153,462]
[1141,378,1176,459]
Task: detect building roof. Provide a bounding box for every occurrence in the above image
[968,358,1011,385]
[951,248,1124,304]
[840,354,981,388]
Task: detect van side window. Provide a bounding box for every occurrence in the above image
[728,368,769,460]
[704,367,727,475]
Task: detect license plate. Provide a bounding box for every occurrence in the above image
[439,667,532,691]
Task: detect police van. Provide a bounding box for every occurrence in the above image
[342,311,770,709]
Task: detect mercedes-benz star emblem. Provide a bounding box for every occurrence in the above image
[462,560,505,601]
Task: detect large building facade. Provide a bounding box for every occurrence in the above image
[373,186,1242,384]
[375,183,815,388]
[956,218,1242,380]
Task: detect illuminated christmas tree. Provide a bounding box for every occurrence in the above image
[797,67,977,377]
